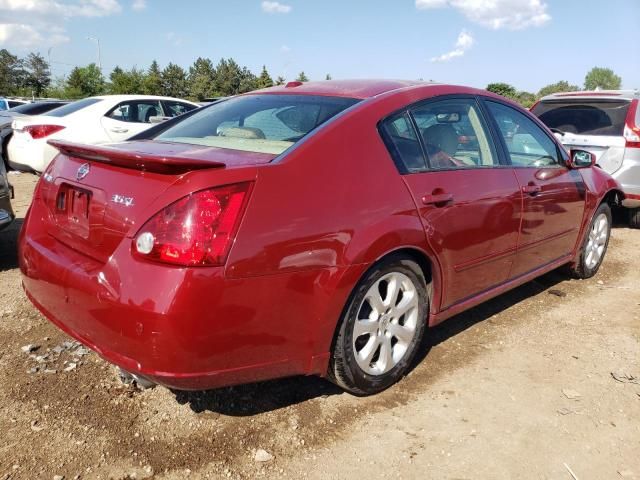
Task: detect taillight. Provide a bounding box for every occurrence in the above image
[133,182,253,267]
[24,124,65,139]
[624,99,640,149]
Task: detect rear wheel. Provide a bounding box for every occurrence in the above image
[329,256,428,395]
[569,203,612,279]
[629,207,640,229]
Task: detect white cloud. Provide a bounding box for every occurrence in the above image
[131,0,145,11]
[431,29,474,62]
[416,0,551,30]
[166,31,183,46]
[280,44,291,53]
[261,1,291,14]
[0,0,122,49]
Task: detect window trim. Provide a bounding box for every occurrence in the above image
[478,96,567,169]
[378,94,508,174]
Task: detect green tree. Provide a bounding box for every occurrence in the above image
[109,66,145,94]
[161,63,188,98]
[537,80,579,98]
[0,49,23,95]
[188,57,216,101]
[143,60,163,95]
[65,63,104,98]
[584,67,622,90]
[23,52,50,97]
[515,91,536,108]
[486,82,517,99]
[256,65,274,89]
[214,58,244,96]
[238,66,257,93]
[275,76,286,86]
[296,71,309,82]
[325,73,332,80]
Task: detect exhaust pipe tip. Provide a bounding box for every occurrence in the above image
[117,367,156,390]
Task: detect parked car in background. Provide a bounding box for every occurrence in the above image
[20,80,622,396]
[7,95,199,172]
[531,90,640,227]
[0,155,13,230]
[1,101,69,169]
[0,98,28,111]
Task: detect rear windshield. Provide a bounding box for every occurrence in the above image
[532,100,630,136]
[156,94,359,155]
[46,98,102,117]
[10,102,67,115]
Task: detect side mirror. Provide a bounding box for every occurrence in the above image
[568,149,595,169]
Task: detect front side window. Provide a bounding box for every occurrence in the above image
[156,94,359,155]
[411,98,499,169]
[487,101,560,167]
[107,101,163,123]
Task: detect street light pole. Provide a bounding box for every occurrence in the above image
[86,36,101,72]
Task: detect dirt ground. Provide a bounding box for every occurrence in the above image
[1,172,638,480]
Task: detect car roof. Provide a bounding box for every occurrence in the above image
[91,94,199,105]
[540,89,640,102]
[253,79,431,99]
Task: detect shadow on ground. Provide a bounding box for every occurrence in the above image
[0,218,23,272]
[172,269,567,416]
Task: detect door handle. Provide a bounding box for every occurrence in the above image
[110,127,129,133]
[522,184,542,195]
[422,192,454,206]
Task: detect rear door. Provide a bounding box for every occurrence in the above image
[531,99,632,176]
[484,99,586,278]
[101,100,163,142]
[382,96,522,309]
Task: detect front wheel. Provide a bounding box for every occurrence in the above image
[329,256,428,396]
[569,203,612,279]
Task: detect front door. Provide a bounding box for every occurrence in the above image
[483,100,586,278]
[382,97,522,309]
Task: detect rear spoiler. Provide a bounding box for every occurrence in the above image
[48,140,225,174]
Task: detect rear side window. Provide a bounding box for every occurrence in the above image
[532,100,631,136]
[380,113,426,172]
[156,94,359,155]
[46,98,102,117]
[487,101,560,167]
[107,101,163,123]
[411,98,498,169]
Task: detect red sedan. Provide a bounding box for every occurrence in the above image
[19,80,623,395]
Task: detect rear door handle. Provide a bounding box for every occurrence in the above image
[422,192,454,206]
[522,184,542,195]
[110,127,129,133]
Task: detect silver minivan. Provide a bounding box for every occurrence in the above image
[532,90,640,228]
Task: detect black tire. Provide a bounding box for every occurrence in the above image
[328,255,428,396]
[629,207,640,229]
[569,202,612,279]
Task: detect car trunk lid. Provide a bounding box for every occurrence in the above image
[40,140,274,262]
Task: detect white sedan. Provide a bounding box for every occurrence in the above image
[7,95,199,172]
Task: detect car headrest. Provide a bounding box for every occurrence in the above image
[422,124,459,156]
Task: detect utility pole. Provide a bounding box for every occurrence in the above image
[86,36,101,72]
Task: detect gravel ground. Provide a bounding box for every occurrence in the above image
[1,172,639,480]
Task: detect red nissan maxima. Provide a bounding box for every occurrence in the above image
[19,80,623,395]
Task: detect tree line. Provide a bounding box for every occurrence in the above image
[0,47,624,105]
[486,67,623,108]
[0,48,315,100]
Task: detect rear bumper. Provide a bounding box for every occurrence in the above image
[19,206,344,390]
[7,137,58,173]
[613,151,640,208]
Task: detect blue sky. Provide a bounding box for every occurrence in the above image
[1,0,639,92]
